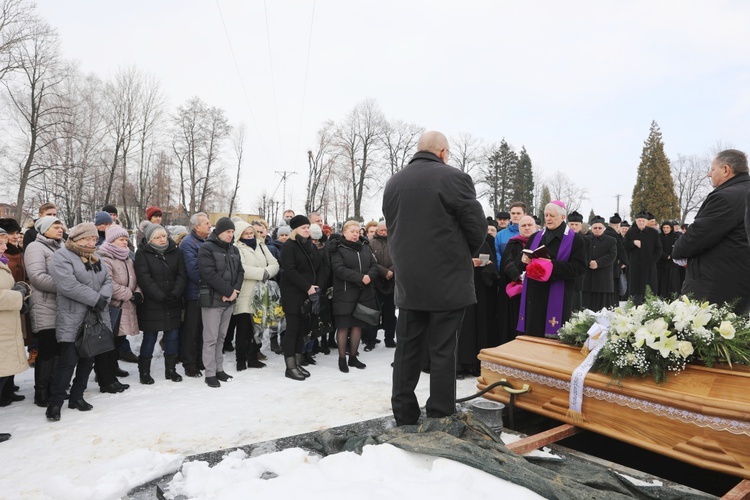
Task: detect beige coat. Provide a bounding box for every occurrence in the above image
[99,248,141,336]
[233,220,279,316]
[0,262,28,377]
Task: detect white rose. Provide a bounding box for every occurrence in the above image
[716,321,736,340]
[677,341,694,359]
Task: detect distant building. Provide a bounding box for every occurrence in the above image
[0,203,15,218]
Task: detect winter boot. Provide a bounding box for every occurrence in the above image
[33,357,54,407]
[284,357,307,381]
[138,357,155,385]
[270,335,283,355]
[338,356,349,373]
[319,337,331,355]
[247,342,266,368]
[294,354,310,377]
[348,356,366,369]
[165,355,183,382]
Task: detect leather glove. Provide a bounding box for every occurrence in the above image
[310,290,321,315]
[94,296,109,312]
[262,270,270,282]
[131,291,144,304]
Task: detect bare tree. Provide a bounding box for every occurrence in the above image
[449,132,482,177]
[305,120,337,214]
[227,123,246,216]
[671,153,711,222]
[381,119,422,176]
[334,98,384,219]
[172,97,231,215]
[546,171,587,214]
[2,17,64,221]
[0,0,37,82]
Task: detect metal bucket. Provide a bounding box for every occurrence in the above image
[469,399,505,432]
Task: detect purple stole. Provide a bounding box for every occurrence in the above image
[517,225,575,337]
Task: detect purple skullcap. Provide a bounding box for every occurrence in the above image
[550,200,566,209]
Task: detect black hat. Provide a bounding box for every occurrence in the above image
[609,213,621,224]
[214,217,235,236]
[634,210,648,219]
[621,220,630,227]
[661,220,674,228]
[0,218,22,233]
[646,212,656,220]
[591,216,606,225]
[496,211,510,220]
[289,215,310,230]
[567,211,583,223]
[533,216,541,226]
[488,220,499,230]
[102,204,118,215]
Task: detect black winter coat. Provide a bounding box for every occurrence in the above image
[134,240,187,331]
[673,173,750,313]
[279,236,326,315]
[382,151,486,311]
[330,237,379,317]
[604,225,628,279]
[624,225,661,297]
[198,231,244,308]
[583,234,617,293]
[369,234,394,295]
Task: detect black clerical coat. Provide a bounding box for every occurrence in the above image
[623,225,661,298]
[583,234,617,293]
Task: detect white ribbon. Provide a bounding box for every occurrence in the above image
[569,315,610,416]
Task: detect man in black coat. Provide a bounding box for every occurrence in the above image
[582,217,618,311]
[673,149,750,314]
[383,131,486,426]
[604,213,628,307]
[623,210,662,305]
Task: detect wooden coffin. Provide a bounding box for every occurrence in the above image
[478,335,750,479]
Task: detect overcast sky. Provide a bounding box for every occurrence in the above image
[34,0,750,222]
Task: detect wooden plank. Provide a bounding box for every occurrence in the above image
[722,479,750,500]
[506,424,581,455]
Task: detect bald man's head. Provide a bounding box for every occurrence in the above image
[417,131,449,158]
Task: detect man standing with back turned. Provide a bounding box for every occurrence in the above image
[383,131,486,426]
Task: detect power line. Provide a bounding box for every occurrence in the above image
[295,1,316,168]
[214,0,267,161]
[263,0,283,161]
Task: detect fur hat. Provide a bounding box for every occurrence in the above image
[609,213,622,224]
[289,215,310,230]
[0,218,22,234]
[68,222,98,242]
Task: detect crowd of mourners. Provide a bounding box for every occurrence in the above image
[0,202,403,433]
[2,146,748,446]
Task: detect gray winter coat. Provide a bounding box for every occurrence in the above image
[48,246,113,343]
[24,234,62,333]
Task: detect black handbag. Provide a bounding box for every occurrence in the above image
[352,286,381,326]
[75,308,115,358]
[199,284,214,307]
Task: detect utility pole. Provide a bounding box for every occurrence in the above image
[614,194,621,214]
[274,170,297,211]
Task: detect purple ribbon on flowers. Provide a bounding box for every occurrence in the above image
[517,226,575,337]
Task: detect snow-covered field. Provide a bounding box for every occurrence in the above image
[0,336,540,499]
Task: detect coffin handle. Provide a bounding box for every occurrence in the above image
[500,379,532,395]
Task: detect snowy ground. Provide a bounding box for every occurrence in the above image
[0,335,543,499]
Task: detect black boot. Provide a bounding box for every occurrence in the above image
[114,363,129,377]
[34,357,55,407]
[165,355,183,382]
[319,337,331,355]
[46,405,61,421]
[348,356,366,369]
[184,364,202,377]
[304,352,317,365]
[247,342,266,368]
[284,357,306,381]
[270,336,283,355]
[294,354,310,377]
[338,356,349,373]
[138,357,155,385]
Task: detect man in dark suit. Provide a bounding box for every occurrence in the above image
[383,131,486,426]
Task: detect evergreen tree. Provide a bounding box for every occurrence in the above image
[480,139,518,213]
[537,185,551,218]
[630,121,680,222]
[588,208,596,223]
[513,146,535,209]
